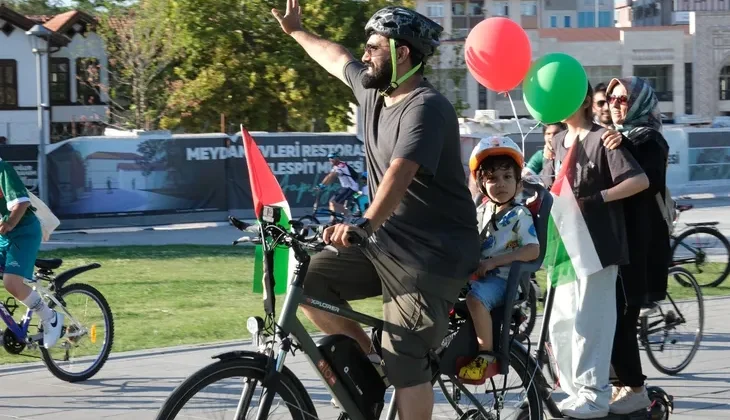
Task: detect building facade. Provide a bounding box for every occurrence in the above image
[0,6,108,146]
[415,1,730,120]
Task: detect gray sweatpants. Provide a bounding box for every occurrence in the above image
[548,265,618,412]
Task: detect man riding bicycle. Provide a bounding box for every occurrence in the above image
[273,2,480,419]
[317,151,360,221]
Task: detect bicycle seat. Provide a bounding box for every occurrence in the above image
[676,204,693,212]
[35,258,63,270]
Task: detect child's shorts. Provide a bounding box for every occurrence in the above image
[468,273,508,311]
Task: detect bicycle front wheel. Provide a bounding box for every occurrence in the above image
[156,356,317,420]
[642,267,704,376]
[40,283,114,382]
[671,226,730,287]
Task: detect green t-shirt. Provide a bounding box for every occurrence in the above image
[0,160,34,222]
[525,149,544,175]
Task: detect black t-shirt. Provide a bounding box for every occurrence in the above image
[343,61,480,277]
[551,125,645,267]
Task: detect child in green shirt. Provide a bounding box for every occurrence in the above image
[0,160,64,348]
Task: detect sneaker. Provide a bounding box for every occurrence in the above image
[609,386,651,414]
[610,386,624,404]
[458,353,496,385]
[561,396,608,419]
[42,311,64,349]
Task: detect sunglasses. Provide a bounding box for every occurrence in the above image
[609,95,629,105]
[594,99,607,107]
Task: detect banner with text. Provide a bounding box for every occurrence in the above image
[45,133,364,218]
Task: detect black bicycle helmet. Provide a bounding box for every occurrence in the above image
[364,6,443,58]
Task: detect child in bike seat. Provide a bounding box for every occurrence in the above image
[459,136,540,384]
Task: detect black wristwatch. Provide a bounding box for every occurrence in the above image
[350,217,373,237]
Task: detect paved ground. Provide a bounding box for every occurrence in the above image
[0,295,726,419]
[0,197,726,419]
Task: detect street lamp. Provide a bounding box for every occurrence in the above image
[26,24,51,204]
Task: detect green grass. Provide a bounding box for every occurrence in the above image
[0,245,382,365]
[1,245,727,365]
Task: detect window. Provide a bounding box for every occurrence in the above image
[634,65,673,101]
[720,65,730,101]
[492,1,509,16]
[452,0,466,15]
[0,60,17,108]
[578,11,595,27]
[76,57,101,105]
[550,16,557,27]
[584,66,622,85]
[50,58,70,104]
[478,84,488,110]
[521,1,537,16]
[598,11,612,27]
[426,2,444,17]
[685,63,693,114]
[468,1,483,15]
[564,16,571,27]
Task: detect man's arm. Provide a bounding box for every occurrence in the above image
[273,0,354,84]
[363,158,419,231]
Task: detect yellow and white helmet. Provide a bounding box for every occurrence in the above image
[468,136,524,180]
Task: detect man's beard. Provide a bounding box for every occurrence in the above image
[599,112,612,125]
[361,58,393,90]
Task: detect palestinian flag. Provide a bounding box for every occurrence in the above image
[543,142,603,287]
[241,125,295,296]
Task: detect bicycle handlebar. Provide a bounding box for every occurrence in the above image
[229,216,366,256]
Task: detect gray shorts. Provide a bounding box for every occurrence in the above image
[303,243,467,388]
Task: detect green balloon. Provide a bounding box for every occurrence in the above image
[522,53,588,124]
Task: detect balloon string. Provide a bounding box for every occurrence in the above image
[506,91,526,156]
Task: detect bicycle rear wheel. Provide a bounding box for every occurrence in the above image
[671,226,730,287]
[434,342,543,420]
[642,267,704,376]
[156,357,317,420]
[40,283,114,382]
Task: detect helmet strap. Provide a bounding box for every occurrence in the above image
[379,38,422,97]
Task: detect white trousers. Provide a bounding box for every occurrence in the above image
[548,264,618,411]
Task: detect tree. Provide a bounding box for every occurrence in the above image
[425,36,469,117]
[160,0,415,133]
[4,0,68,15]
[85,0,182,130]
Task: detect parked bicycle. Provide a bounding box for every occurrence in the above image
[0,258,114,382]
[670,203,730,287]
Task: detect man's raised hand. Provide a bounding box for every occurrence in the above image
[272,0,303,35]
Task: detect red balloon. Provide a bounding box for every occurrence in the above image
[464,17,532,92]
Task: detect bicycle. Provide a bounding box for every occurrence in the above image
[0,258,114,382]
[297,187,365,229]
[157,199,554,420]
[522,264,703,377]
[670,203,730,287]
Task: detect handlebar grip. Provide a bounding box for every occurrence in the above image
[346,231,367,247]
[229,216,250,231]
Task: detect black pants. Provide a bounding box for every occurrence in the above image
[611,300,646,387]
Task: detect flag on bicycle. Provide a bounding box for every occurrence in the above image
[543,142,603,287]
[241,125,295,297]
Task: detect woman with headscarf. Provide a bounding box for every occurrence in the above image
[602,76,671,415]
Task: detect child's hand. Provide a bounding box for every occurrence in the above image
[475,259,497,277]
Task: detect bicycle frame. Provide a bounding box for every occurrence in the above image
[0,301,34,342]
[253,241,392,420]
